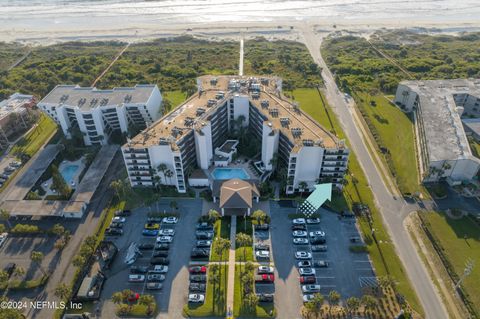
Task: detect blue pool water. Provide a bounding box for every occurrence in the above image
[60,165,79,185]
[212,168,249,180]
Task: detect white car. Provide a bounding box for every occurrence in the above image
[255,250,270,259]
[306,218,321,224]
[128,275,145,282]
[292,230,307,238]
[156,236,173,243]
[162,217,178,224]
[188,294,205,303]
[299,268,316,276]
[295,251,312,259]
[303,294,315,303]
[258,266,274,274]
[149,265,168,273]
[309,231,325,238]
[293,238,309,245]
[159,229,175,236]
[302,284,321,293]
[0,232,8,248]
[292,218,306,225]
[112,216,126,223]
[298,260,312,268]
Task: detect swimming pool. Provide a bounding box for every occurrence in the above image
[212,168,249,180]
[60,165,80,185]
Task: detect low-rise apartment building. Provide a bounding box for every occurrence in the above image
[122,75,349,194]
[38,84,162,145]
[394,79,480,184]
[0,93,37,149]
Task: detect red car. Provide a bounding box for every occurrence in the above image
[299,275,316,284]
[255,274,275,283]
[189,266,207,274]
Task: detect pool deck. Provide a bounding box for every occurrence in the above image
[44,158,85,196]
[207,160,259,181]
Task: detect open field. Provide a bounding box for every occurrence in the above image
[297,87,423,314]
[0,42,30,73]
[11,114,57,157]
[421,212,480,316]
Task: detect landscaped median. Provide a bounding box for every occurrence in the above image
[210,216,231,262]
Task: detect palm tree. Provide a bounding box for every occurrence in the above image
[138,294,156,315]
[214,237,231,296]
[54,283,72,300]
[328,290,341,315]
[110,179,125,199]
[208,264,220,311]
[157,163,167,180]
[13,267,26,279]
[0,209,11,229]
[251,210,267,225]
[72,255,86,268]
[236,232,252,266]
[0,271,8,285]
[361,294,377,316]
[346,297,361,318]
[30,251,46,276]
[305,292,324,318]
[51,223,65,237]
[245,292,259,310]
[298,181,308,198]
[208,209,221,224]
[378,275,396,291]
[169,200,178,212]
[112,291,124,305]
[165,169,174,185]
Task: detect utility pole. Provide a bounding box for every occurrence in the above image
[454,259,474,290]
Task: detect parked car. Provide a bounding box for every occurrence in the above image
[153,251,169,257]
[291,224,307,231]
[189,266,207,274]
[196,240,212,247]
[112,216,126,223]
[142,229,158,236]
[147,274,165,282]
[0,232,8,248]
[109,222,124,229]
[350,236,361,243]
[115,210,131,217]
[130,266,149,274]
[190,275,207,282]
[257,266,274,274]
[150,257,169,265]
[196,222,213,230]
[255,224,269,230]
[306,218,321,224]
[309,231,325,238]
[313,260,329,268]
[0,174,9,179]
[4,167,15,173]
[299,268,316,276]
[292,230,307,238]
[189,283,206,292]
[297,260,312,268]
[295,251,312,259]
[302,284,321,293]
[156,236,173,243]
[128,275,145,283]
[292,218,306,225]
[311,245,327,252]
[300,275,316,284]
[255,274,275,283]
[138,243,155,250]
[149,265,168,273]
[162,217,178,224]
[147,216,163,222]
[144,223,160,230]
[158,229,175,236]
[303,294,315,303]
[146,282,163,290]
[188,294,205,303]
[154,243,169,250]
[255,250,270,259]
[195,231,213,239]
[293,238,309,245]
[9,161,21,168]
[105,228,123,236]
[191,249,210,258]
[254,243,269,251]
[257,293,274,303]
[310,236,326,245]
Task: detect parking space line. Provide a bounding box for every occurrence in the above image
[320,285,337,288]
[315,276,335,279]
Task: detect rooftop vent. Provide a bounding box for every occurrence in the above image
[60,94,69,103]
[261,78,269,85]
[171,126,183,137]
[196,108,206,116]
[124,94,132,103]
[280,117,290,127]
[215,92,225,100]
[207,99,216,107]
[184,117,195,127]
[90,98,98,107]
[269,108,279,117]
[210,78,218,86]
[100,98,109,106]
[261,100,269,109]
[78,98,86,107]
[159,138,169,145]
[291,127,303,138]
[251,92,260,99]
[303,139,314,146]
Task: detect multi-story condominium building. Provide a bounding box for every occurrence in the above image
[394,79,480,184]
[122,75,349,194]
[0,93,36,149]
[38,84,162,146]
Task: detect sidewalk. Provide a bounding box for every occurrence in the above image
[226,215,237,317]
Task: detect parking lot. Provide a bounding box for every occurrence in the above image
[269,201,375,319]
[253,224,275,296]
[100,199,201,319]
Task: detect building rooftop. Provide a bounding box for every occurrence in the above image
[125,75,341,150]
[0,93,35,120]
[400,79,480,162]
[38,84,158,111]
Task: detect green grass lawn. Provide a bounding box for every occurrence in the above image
[422,212,480,315]
[235,247,253,262]
[297,88,423,315]
[356,93,421,195]
[183,264,228,317]
[233,265,275,318]
[163,90,186,112]
[11,114,57,157]
[210,217,231,262]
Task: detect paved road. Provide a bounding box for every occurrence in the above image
[300,27,448,319]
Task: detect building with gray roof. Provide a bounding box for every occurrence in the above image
[394,79,480,184]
